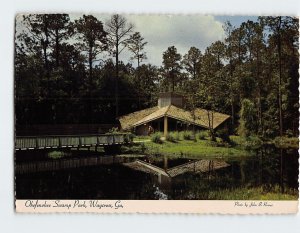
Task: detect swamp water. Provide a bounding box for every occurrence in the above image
[15,146,298,200]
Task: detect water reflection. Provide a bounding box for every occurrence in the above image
[15,146,298,200]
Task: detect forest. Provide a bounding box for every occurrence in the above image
[15,14,299,139]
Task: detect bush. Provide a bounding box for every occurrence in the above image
[197,130,208,140]
[172,131,181,141]
[166,133,176,142]
[216,129,231,143]
[108,127,119,133]
[140,143,147,153]
[241,136,262,150]
[182,131,193,140]
[285,129,294,138]
[274,136,299,149]
[151,132,163,144]
[48,151,66,159]
[124,133,135,143]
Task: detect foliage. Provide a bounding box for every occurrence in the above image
[172,131,182,141]
[193,185,298,200]
[105,14,134,117]
[273,136,299,149]
[140,142,147,153]
[181,46,202,80]
[166,133,176,142]
[238,99,257,137]
[182,131,193,140]
[124,133,135,144]
[196,130,209,140]
[108,127,119,133]
[162,46,182,91]
[216,129,231,143]
[230,135,262,150]
[48,150,68,159]
[151,132,163,144]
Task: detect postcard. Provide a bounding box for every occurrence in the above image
[14,13,299,214]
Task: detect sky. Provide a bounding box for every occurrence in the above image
[92,14,258,67]
[16,14,259,67]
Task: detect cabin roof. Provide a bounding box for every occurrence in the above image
[119,105,230,130]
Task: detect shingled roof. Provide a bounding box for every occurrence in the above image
[119,105,230,130]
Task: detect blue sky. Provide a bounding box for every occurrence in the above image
[215,16,258,27]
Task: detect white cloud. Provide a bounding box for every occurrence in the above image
[123,14,225,66]
[91,14,225,67]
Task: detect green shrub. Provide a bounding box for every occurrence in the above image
[171,131,181,141]
[108,127,119,133]
[216,129,231,143]
[197,130,208,140]
[182,131,193,140]
[285,129,294,138]
[241,136,262,150]
[140,143,147,153]
[274,136,299,149]
[48,151,65,159]
[151,132,163,144]
[124,133,135,143]
[166,133,176,142]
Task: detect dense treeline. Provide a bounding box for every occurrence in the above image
[15,14,299,138]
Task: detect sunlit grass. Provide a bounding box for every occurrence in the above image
[143,138,252,159]
[205,186,298,200]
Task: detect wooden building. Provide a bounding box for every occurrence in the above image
[118,92,230,136]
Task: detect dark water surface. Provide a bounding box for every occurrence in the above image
[15,146,299,200]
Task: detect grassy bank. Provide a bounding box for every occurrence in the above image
[201,186,298,200]
[131,134,253,159]
[273,136,299,149]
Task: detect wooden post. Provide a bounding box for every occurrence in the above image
[164,116,168,137]
[164,155,168,171]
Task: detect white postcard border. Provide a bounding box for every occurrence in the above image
[16,200,298,214]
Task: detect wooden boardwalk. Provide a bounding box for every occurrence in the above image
[16,156,130,174]
[15,133,131,150]
[167,160,230,177]
[124,160,170,177]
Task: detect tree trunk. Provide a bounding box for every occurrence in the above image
[278,17,283,137]
[89,45,93,123]
[137,57,141,109]
[55,28,59,67]
[115,42,119,118]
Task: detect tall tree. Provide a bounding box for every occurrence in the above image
[126,32,147,67]
[75,15,107,93]
[182,46,202,80]
[106,14,134,118]
[75,15,108,122]
[162,46,182,92]
[223,21,237,127]
[259,16,297,136]
[48,14,73,67]
[125,32,148,109]
[20,15,52,95]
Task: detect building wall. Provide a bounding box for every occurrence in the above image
[135,124,149,136]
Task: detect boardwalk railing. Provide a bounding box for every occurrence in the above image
[15,133,131,150]
[16,156,131,174]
